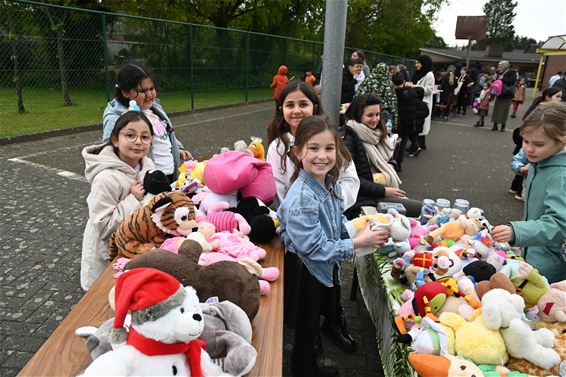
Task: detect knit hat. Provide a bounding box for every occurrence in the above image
[109,268,185,344]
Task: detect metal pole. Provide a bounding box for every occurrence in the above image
[465,39,472,68]
[320,0,348,125]
[101,13,112,102]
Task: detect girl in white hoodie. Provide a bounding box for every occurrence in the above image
[80,111,155,290]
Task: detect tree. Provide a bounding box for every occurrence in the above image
[482,0,517,50]
[512,35,538,51]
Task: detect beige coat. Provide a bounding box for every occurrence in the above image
[80,144,155,290]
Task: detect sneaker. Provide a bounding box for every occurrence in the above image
[514,194,525,202]
[509,189,518,194]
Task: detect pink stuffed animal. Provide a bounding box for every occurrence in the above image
[204,202,251,234]
[408,219,438,249]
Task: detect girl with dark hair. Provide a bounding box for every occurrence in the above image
[278,115,390,377]
[102,63,191,183]
[342,93,423,218]
[81,110,155,290]
[411,54,435,149]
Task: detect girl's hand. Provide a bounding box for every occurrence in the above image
[354,222,390,250]
[520,163,530,175]
[130,181,145,201]
[490,225,513,243]
[180,149,193,160]
[385,187,406,198]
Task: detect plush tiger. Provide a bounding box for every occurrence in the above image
[108,191,197,260]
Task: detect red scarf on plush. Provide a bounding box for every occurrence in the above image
[127,326,206,377]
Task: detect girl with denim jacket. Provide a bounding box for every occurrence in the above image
[278,116,389,377]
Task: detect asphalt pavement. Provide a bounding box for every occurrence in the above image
[0,97,527,377]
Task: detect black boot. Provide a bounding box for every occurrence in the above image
[474,121,484,127]
[321,313,357,353]
[499,123,506,132]
[491,123,498,131]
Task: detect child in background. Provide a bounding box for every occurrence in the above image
[278,115,390,377]
[491,101,566,283]
[103,63,191,183]
[474,81,492,127]
[510,147,529,201]
[271,65,289,102]
[391,72,418,170]
[304,68,316,86]
[511,78,526,118]
[81,111,155,290]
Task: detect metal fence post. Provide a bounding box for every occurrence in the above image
[101,13,111,102]
[245,33,250,104]
[189,24,194,111]
[321,0,348,125]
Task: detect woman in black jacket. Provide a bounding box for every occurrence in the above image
[342,93,423,219]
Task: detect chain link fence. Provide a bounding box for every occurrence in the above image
[0,0,415,138]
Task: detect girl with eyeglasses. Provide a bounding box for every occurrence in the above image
[103,63,192,183]
[81,111,155,290]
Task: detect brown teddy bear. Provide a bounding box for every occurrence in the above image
[124,236,260,320]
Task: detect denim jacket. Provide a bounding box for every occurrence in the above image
[277,169,354,287]
[511,148,528,174]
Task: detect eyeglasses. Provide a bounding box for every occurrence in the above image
[135,86,155,96]
[119,131,152,144]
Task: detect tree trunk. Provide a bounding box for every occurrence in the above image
[8,13,25,113]
[43,7,73,106]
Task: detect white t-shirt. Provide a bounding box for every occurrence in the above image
[266,132,360,210]
[143,109,174,175]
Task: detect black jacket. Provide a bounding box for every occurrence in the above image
[414,87,430,134]
[499,70,517,100]
[395,86,418,137]
[341,125,387,212]
[341,68,357,104]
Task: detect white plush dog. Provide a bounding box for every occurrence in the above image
[81,268,232,376]
[481,288,561,370]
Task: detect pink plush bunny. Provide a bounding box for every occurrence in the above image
[409,219,439,249]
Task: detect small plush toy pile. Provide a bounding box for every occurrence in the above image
[78,268,257,376]
[373,205,566,377]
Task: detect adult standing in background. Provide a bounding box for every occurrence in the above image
[491,60,517,132]
[411,54,435,150]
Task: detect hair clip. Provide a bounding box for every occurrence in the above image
[128,100,140,111]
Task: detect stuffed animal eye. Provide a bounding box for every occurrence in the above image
[180,307,185,313]
[193,313,202,321]
[181,215,188,221]
[172,365,178,375]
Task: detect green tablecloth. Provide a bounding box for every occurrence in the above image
[355,252,416,377]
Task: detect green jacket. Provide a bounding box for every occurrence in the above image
[510,150,566,283]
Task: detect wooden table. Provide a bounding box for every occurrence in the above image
[18,237,284,377]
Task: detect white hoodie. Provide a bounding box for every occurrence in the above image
[80,144,155,290]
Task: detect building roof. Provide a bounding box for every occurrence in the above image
[420,47,539,64]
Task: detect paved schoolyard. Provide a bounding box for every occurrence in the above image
[0,99,526,377]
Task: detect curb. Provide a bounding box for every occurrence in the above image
[0,99,272,146]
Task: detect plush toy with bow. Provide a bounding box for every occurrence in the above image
[81,268,233,376]
[76,300,257,376]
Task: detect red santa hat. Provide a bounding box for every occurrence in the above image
[109,268,185,343]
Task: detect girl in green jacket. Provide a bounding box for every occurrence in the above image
[491,101,566,283]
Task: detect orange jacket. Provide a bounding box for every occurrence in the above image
[271,65,289,99]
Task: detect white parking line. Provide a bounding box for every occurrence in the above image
[8,157,87,183]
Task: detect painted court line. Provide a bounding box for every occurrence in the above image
[8,157,87,183]
[174,107,272,127]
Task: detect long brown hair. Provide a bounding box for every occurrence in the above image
[267,81,323,174]
[289,116,352,194]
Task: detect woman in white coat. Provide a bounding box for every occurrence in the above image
[411,55,435,150]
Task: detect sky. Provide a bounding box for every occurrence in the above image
[433,0,566,47]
